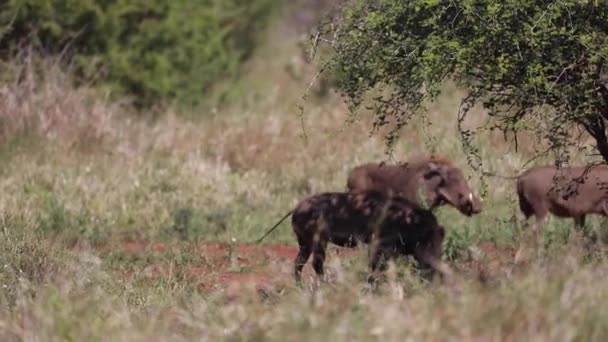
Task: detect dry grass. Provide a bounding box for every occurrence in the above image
[0,53,126,152]
[1,235,608,341]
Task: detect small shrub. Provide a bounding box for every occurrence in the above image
[35,191,107,246]
[165,206,232,241]
[443,228,474,262]
[542,222,572,249]
[0,223,61,306]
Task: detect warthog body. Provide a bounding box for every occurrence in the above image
[517,164,608,231]
[347,155,482,216]
[291,190,452,285]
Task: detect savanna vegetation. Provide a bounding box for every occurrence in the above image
[316,0,608,169]
[1,0,608,340]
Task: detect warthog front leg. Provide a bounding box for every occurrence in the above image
[573,215,586,228]
[515,213,547,263]
[366,244,396,290]
[414,247,454,280]
[532,214,547,256]
[413,226,453,280]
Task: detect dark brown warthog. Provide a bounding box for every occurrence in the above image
[291,190,453,286]
[347,155,482,216]
[516,164,608,232]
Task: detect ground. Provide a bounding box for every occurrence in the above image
[87,239,521,296]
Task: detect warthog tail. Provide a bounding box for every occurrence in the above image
[254,210,294,243]
[516,177,534,218]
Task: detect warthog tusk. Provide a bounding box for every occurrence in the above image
[468,193,473,203]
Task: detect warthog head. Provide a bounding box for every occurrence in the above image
[422,161,482,216]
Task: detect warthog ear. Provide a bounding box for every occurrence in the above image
[423,162,442,179]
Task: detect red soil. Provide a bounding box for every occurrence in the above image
[101,240,520,293]
[197,243,299,259]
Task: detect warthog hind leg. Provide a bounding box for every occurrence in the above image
[294,244,312,285]
[311,238,328,283]
[574,215,586,228]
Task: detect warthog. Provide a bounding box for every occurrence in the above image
[346,154,482,216]
[290,190,453,286]
[517,164,608,232]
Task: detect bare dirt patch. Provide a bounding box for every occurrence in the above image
[197,242,300,259]
[99,240,521,293]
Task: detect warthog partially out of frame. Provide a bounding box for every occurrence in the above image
[346,155,482,216]
[517,164,608,232]
[290,190,453,286]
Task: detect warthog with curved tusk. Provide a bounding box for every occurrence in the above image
[347,154,482,216]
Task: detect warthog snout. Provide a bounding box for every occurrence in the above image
[346,154,483,217]
[463,192,482,216]
[439,187,482,217]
